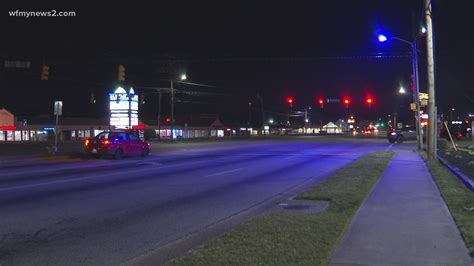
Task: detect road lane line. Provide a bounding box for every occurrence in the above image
[0,175,102,192]
[205,168,243,177]
[0,154,252,191]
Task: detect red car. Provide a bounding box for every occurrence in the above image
[84,130,151,159]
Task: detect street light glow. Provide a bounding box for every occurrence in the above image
[399,86,406,94]
[180,74,187,81]
[421,26,427,34]
[378,34,388,42]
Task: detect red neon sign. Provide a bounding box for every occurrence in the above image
[0,126,16,130]
[132,125,145,130]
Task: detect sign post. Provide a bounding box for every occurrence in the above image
[53,101,63,154]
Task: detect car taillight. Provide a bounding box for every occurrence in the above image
[85,139,90,146]
[103,139,110,145]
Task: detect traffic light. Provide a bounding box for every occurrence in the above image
[140,94,145,104]
[165,117,171,123]
[343,97,350,108]
[41,64,49,80]
[366,96,374,106]
[90,93,96,104]
[286,97,294,107]
[318,98,324,108]
[118,64,125,81]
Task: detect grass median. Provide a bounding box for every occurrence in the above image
[168,151,393,265]
[423,153,474,256]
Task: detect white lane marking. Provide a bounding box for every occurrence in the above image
[135,162,163,166]
[386,144,394,151]
[284,154,300,160]
[0,154,249,192]
[0,175,102,192]
[0,160,112,178]
[205,168,243,177]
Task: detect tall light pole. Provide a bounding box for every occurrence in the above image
[170,73,187,142]
[157,89,162,140]
[170,79,174,142]
[256,94,265,136]
[378,32,424,150]
[425,0,437,160]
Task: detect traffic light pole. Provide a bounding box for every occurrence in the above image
[412,41,423,150]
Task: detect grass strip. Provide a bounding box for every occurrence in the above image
[422,152,474,256]
[168,151,393,266]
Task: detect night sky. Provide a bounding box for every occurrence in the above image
[1,1,473,125]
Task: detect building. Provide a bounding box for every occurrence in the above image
[0,109,231,142]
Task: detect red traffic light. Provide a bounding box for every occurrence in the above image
[318,98,324,105]
[286,97,294,106]
[165,117,171,123]
[343,97,350,107]
[366,97,374,106]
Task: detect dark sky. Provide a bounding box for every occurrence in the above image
[1,1,473,124]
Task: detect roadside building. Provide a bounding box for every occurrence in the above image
[0,110,233,142]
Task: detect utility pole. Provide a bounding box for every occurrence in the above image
[170,80,174,142]
[412,40,423,150]
[425,0,437,160]
[393,112,397,130]
[304,106,308,134]
[257,94,265,136]
[157,89,162,140]
[128,91,132,130]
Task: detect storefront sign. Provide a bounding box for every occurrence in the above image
[0,126,16,130]
[109,87,139,128]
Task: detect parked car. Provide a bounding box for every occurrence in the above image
[84,130,151,159]
[387,126,418,143]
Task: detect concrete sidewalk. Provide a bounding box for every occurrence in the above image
[330,144,474,265]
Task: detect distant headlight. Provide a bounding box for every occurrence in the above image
[390,132,397,136]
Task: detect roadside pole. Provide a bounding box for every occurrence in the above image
[128,91,132,130]
[412,41,423,150]
[170,79,174,142]
[157,89,162,140]
[425,0,437,160]
[304,106,308,134]
[53,101,62,154]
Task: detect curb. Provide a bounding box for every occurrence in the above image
[438,156,474,192]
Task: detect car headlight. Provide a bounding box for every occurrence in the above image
[390,132,397,136]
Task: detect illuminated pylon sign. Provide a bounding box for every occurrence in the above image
[109,87,139,129]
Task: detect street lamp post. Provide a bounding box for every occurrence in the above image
[170,73,187,142]
[157,89,162,140]
[379,33,424,150]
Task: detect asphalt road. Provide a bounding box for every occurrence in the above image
[0,139,389,265]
